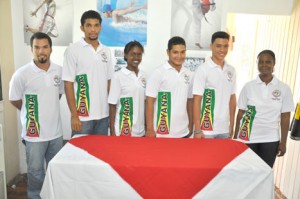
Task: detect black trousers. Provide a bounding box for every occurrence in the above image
[247,141,280,168]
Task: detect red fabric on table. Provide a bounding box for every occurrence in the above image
[69,135,248,199]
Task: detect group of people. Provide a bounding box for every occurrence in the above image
[9,9,294,199]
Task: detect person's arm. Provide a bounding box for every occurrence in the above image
[64,81,82,132]
[229,94,237,138]
[109,104,117,136]
[187,98,193,137]
[277,112,291,156]
[234,109,245,139]
[145,96,156,137]
[31,0,47,16]
[113,3,147,16]
[10,100,22,110]
[107,79,111,94]
[193,95,204,138]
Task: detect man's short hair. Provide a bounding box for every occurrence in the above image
[211,31,230,44]
[30,32,52,48]
[81,10,102,26]
[168,36,186,50]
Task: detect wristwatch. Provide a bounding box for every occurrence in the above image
[194,130,203,135]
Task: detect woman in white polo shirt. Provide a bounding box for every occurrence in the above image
[108,41,146,136]
[234,50,294,168]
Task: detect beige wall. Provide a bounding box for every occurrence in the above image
[0,0,20,182]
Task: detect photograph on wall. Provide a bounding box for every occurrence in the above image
[23,0,73,46]
[171,0,221,50]
[97,0,148,47]
[114,48,127,71]
[184,57,205,71]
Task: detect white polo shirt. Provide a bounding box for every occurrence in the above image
[146,62,193,138]
[62,38,114,121]
[236,76,294,143]
[193,57,236,135]
[9,61,64,142]
[108,68,146,137]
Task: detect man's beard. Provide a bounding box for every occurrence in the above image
[38,57,48,64]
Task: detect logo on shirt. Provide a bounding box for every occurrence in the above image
[227,71,233,82]
[25,94,40,137]
[101,52,108,63]
[76,74,90,117]
[53,75,61,87]
[156,92,171,134]
[238,105,256,141]
[272,89,281,101]
[183,73,190,84]
[200,89,215,131]
[140,77,146,88]
[119,97,133,136]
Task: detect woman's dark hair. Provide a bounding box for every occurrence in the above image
[124,41,144,61]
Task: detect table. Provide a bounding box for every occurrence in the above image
[40,135,274,199]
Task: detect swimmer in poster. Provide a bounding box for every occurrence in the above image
[97,0,148,47]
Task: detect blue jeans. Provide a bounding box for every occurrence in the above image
[72,117,109,137]
[204,133,229,139]
[25,136,63,199]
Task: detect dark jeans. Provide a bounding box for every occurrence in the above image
[247,141,280,168]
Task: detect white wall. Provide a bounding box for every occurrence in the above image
[9,0,296,174]
[224,0,296,15]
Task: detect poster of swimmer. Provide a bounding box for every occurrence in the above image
[171,0,222,50]
[97,0,148,47]
[23,0,73,46]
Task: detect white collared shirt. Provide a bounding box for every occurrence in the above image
[62,38,114,121]
[9,61,63,142]
[146,62,194,138]
[193,57,236,135]
[108,67,146,136]
[236,75,294,143]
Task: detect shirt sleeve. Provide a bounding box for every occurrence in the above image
[192,66,206,96]
[237,83,248,110]
[9,71,24,101]
[108,73,121,105]
[231,68,237,94]
[188,72,194,99]
[62,46,77,82]
[107,48,114,80]
[146,69,161,98]
[281,84,294,113]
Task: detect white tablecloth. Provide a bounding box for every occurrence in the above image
[40,136,274,199]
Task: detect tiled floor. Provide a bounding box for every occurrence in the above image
[6,173,287,199]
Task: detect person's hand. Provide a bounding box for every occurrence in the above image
[146,129,156,137]
[71,116,82,132]
[30,11,37,17]
[194,132,204,139]
[277,143,286,157]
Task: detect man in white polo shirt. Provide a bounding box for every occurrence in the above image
[193,31,236,138]
[63,10,113,136]
[9,32,63,199]
[146,36,193,138]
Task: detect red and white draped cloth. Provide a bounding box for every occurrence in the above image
[41,135,274,199]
